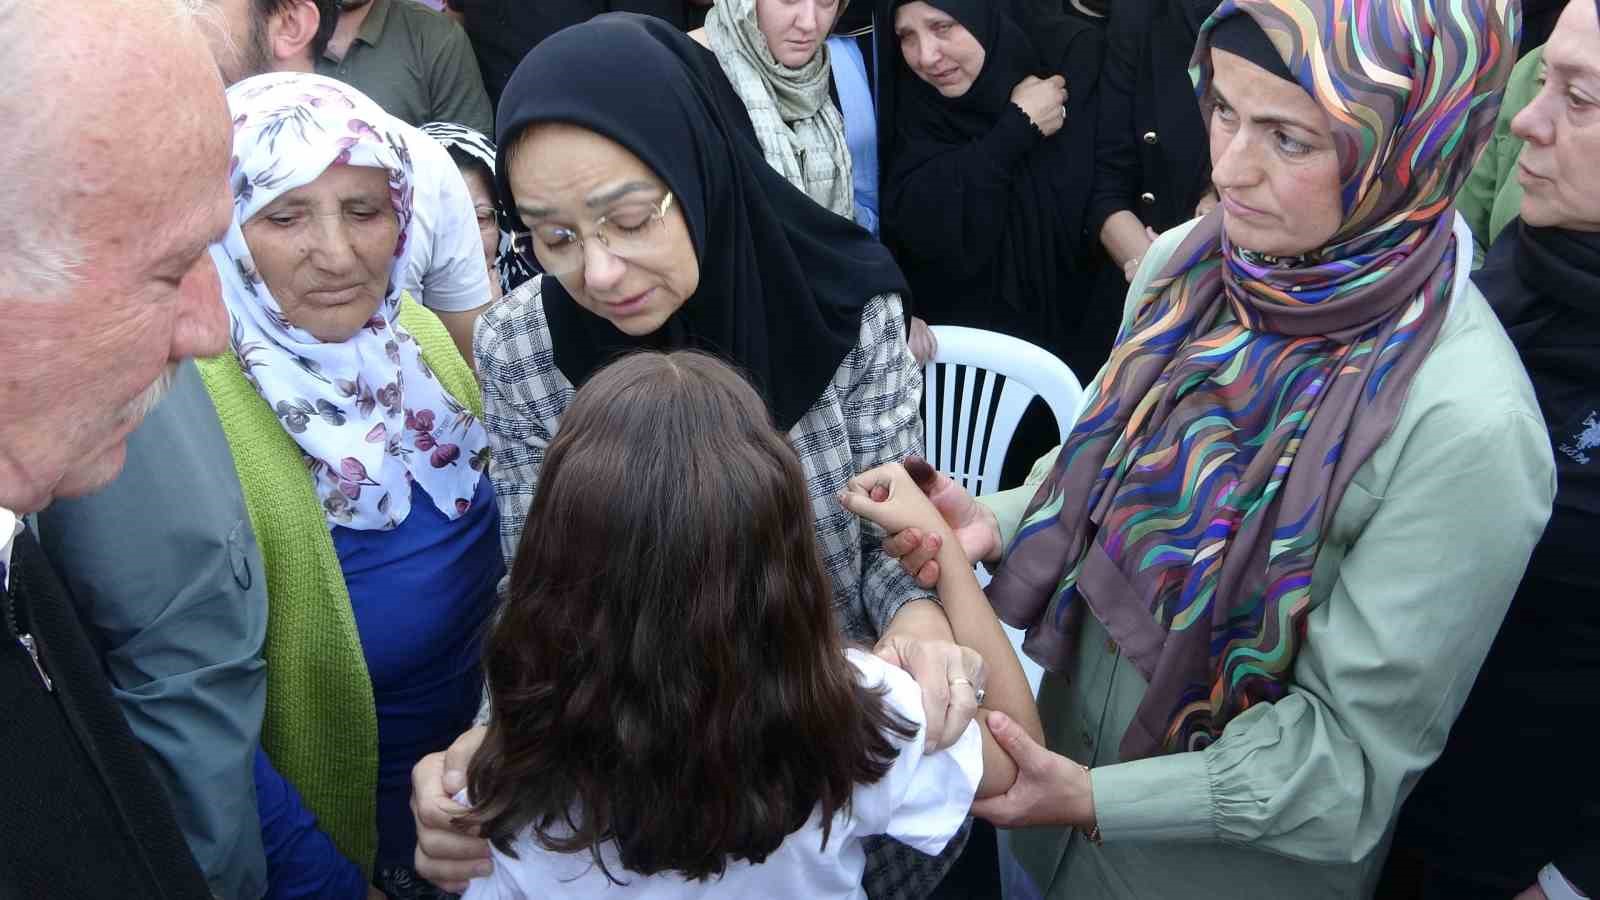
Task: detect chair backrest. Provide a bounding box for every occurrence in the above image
[921,326,1084,498]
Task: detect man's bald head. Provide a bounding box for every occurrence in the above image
[0,0,227,294]
[0,0,234,511]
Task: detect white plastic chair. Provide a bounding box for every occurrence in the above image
[919,326,1085,699]
[921,326,1084,499]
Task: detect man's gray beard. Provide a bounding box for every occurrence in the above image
[121,363,179,427]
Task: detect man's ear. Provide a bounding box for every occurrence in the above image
[269,0,322,68]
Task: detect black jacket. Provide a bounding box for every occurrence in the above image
[458,0,693,105]
[1389,226,1600,898]
[1087,0,1216,237]
[0,528,211,900]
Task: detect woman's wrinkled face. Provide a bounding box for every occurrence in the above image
[1206,48,1343,257]
[243,164,400,343]
[508,123,699,337]
[756,0,841,68]
[1511,0,1600,233]
[894,2,986,99]
[460,164,501,271]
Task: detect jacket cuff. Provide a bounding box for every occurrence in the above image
[1091,751,1216,843]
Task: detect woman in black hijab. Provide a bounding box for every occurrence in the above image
[1386,4,1600,896]
[409,13,982,899]
[877,0,1107,379]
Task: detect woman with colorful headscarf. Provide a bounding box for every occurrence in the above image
[420,121,539,300]
[868,0,1554,895]
[196,73,503,899]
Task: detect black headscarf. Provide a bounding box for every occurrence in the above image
[1208,12,1296,84]
[493,13,910,431]
[875,0,1101,348]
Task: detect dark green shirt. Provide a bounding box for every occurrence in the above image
[318,0,494,135]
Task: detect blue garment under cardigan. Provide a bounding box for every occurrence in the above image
[255,475,502,898]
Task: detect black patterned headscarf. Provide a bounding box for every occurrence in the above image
[420,121,537,295]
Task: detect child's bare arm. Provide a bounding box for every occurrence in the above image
[840,465,1045,798]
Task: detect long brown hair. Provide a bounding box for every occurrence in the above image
[465,351,915,882]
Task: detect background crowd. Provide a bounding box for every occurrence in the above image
[0,0,1595,899]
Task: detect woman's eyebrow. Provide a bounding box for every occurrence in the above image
[517,181,656,221]
[586,180,656,210]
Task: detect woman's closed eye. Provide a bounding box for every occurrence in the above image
[535,225,580,249]
[604,206,656,234]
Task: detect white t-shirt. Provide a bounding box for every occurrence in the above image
[461,649,983,900]
[401,120,492,314]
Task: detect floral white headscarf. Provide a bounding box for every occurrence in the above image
[215,73,491,531]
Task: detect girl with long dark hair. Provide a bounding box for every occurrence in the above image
[457,351,1042,898]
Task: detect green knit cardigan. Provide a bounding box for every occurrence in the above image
[197,296,483,876]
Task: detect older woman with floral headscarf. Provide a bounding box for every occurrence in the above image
[862,0,1555,896]
[196,73,503,900]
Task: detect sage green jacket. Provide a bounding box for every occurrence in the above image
[1459,47,1544,264]
[980,218,1554,899]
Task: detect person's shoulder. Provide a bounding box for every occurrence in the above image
[1506,44,1544,104]
[389,0,465,36]
[1118,217,1207,325]
[1402,218,1539,429]
[477,277,551,362]
[1405,275,1541,437]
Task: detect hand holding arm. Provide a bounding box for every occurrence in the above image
[410,726,492,893]
[1011,75,1069,137]
[842,463,1043,796]
[877,458,1003,588]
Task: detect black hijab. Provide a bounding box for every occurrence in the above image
[876,0,1102,343]
[493,13,910,430]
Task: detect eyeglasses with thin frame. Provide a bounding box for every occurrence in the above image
[522,191,676,277]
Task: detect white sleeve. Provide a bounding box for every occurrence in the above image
[407,128,492,313]
[459,856,526,900]
[453,789,526,900]
[846,650,983,856]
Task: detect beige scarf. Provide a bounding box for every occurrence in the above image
[706,0,854,218]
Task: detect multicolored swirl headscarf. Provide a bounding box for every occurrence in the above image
[987,0,1517,759]
[215,73,491,532]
